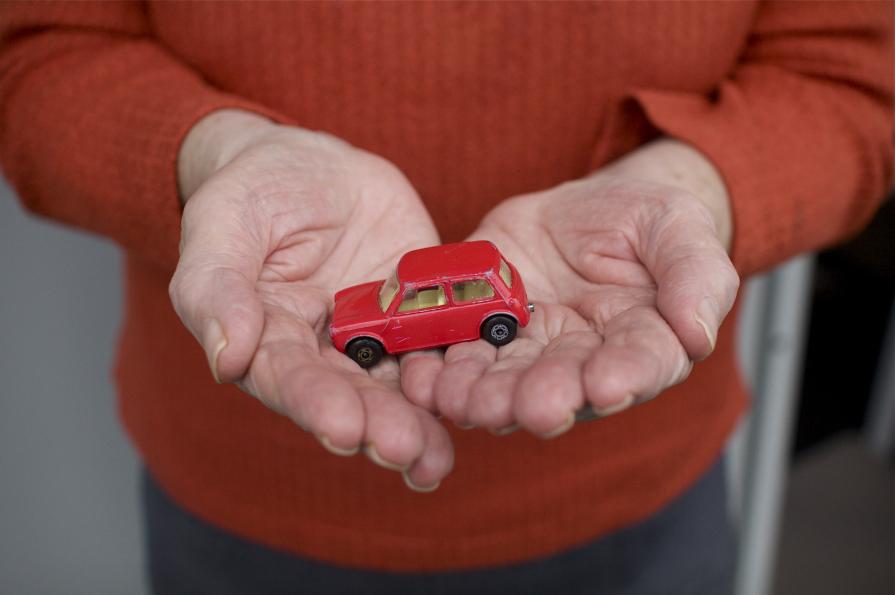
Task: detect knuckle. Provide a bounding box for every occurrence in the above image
[672,354,694,386]
[727,268,741,292]
[167,273,186,314]
[168,267,206,320]
[720,265,741,303]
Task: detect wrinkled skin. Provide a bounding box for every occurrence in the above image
[400,176,739,438]
[171,111,739,489]
[170,121,452,491]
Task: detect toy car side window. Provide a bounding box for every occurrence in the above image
[451,278,495,304]
[397,285,447,313]
[498,259,513,288]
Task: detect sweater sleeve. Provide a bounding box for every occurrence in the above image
[629,0,893,277]
[0,1,287,270]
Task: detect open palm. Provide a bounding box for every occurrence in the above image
[401,175,739,437]
[170,124,452,490]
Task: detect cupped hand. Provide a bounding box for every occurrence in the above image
[169,110,452,490]
[401,141,739,438]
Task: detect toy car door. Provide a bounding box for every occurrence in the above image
[386,283,452,352]
[446,277,502,341]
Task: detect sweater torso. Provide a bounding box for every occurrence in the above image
[118,1,753,570]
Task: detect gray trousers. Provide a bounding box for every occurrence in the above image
[143,459,735,595]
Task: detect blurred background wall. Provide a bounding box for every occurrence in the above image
[0,179,146,594]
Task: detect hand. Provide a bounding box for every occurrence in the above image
[169,110,452,490]
[400,140,739,437]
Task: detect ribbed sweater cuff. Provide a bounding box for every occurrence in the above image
[1,34,294,273]
[123,90,292,270]
[628,69,892,279]
[629,88,783,278]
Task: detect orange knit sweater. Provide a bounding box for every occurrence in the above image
[1,1,892,571]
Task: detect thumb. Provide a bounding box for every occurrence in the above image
[169,196,266,383]
[641,198,740,360]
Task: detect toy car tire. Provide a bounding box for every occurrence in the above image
[346,337,384,369]
[481,315,517,347]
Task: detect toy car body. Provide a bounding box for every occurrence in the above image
[330,241,533,368]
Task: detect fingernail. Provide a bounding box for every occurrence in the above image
[695,297,720,351]
[402,471,440,493]
[594,394,635,416]
[318,435,359,457]
[203,318,227,383]
[542,412,575,439]
[489,423,520,436]
[365,443,409,472]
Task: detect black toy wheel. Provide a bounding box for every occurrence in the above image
[481,315,517,347]
[346,338,384,369]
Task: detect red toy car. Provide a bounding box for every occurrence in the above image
[330,241,533,368]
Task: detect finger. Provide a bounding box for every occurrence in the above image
[433,341,497,425]
[246,317,367,453]
[367,353,403,392]
[251,308,430,468]
[466,338,544,432]
[358,382,427,471]
[280,366,367,455]
[169,194,266,383]
[171,267,264,383]
[514,331,602,438]
[403,408,455,492]
[322,343,429,469]
[583,305,691,413]
[400,350,445,411]
[640,200,739,360]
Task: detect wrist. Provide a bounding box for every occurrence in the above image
[595,139,733,251]
[177,109,277,203]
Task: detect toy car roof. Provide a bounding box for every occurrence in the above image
[397,241,502,285]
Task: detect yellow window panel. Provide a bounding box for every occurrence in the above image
[451,279,495,303]
[398,285,447,312]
